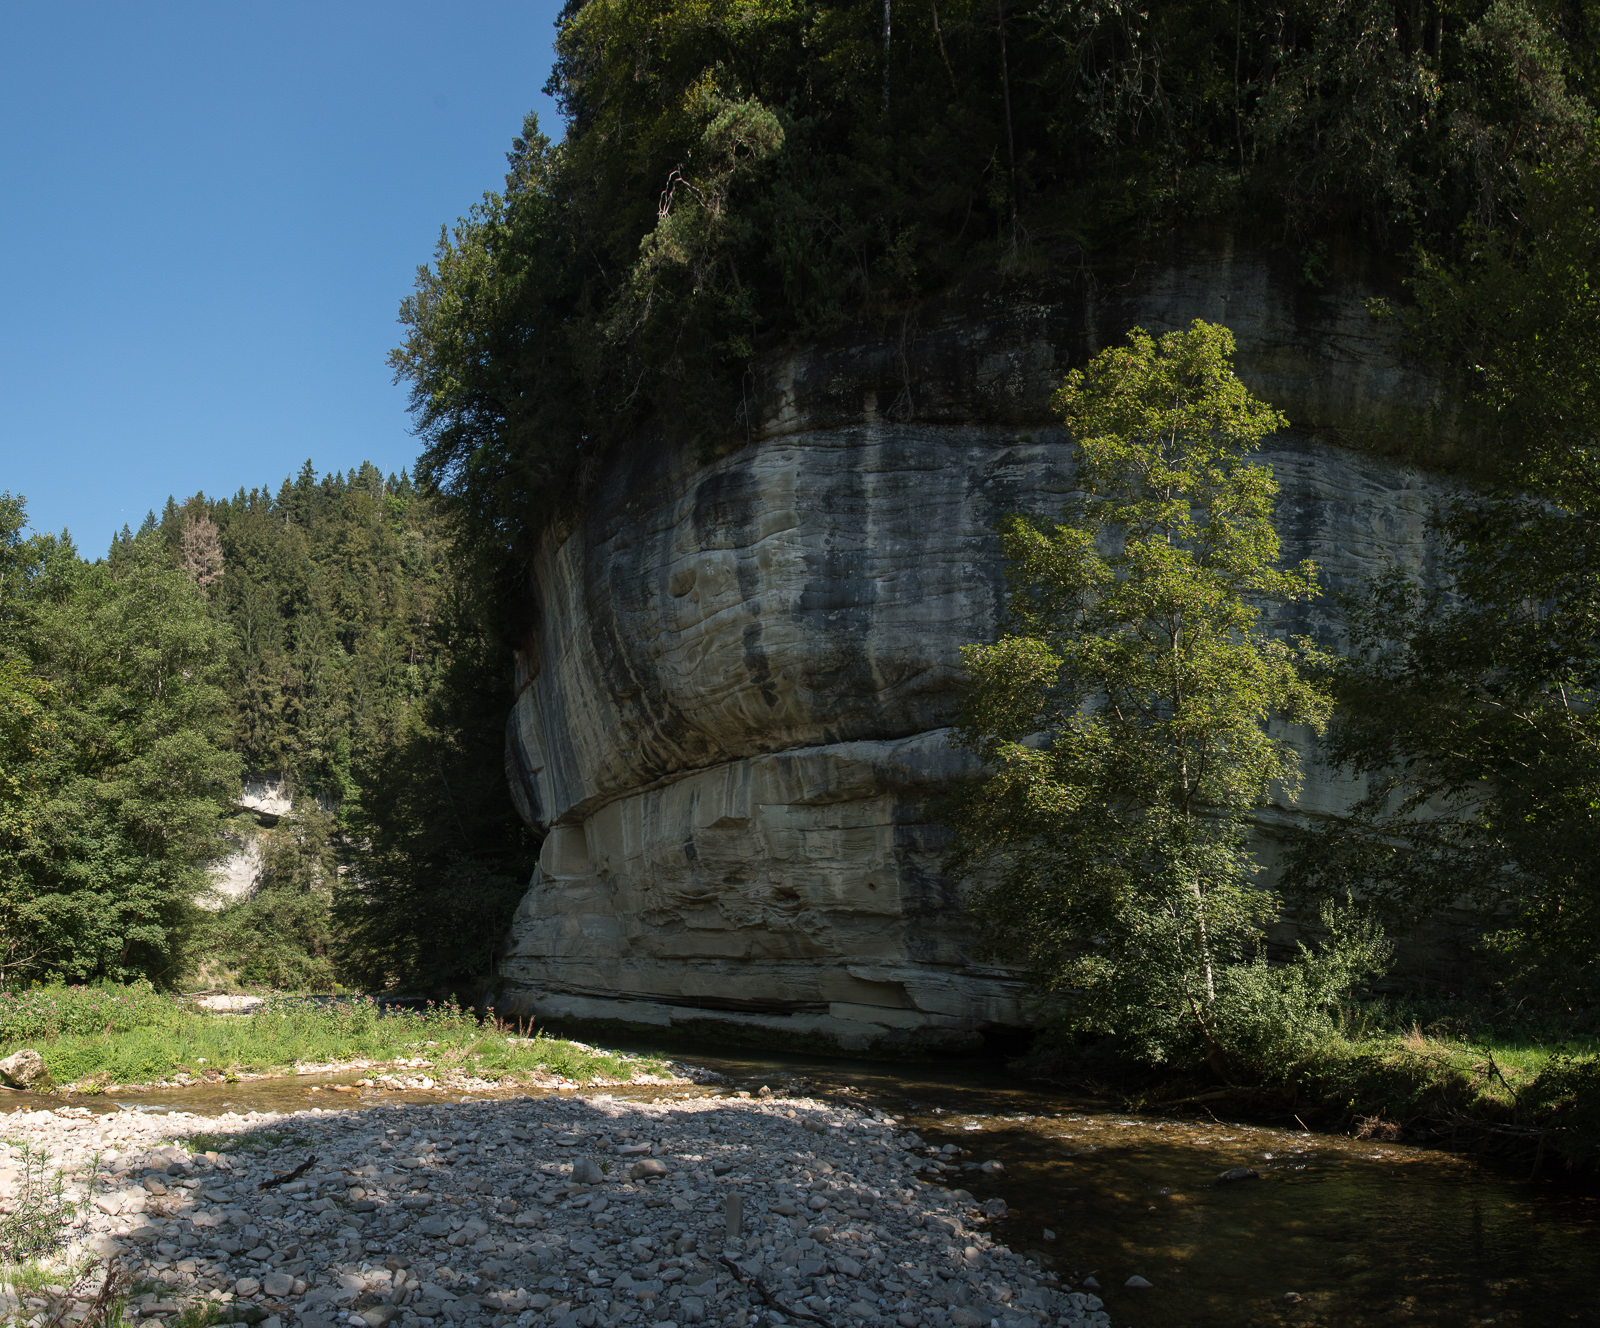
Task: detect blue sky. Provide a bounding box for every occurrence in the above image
[1,0,564,556]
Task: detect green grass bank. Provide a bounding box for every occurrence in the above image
[0,986,670,1092]
[1050,1018,1600,1179]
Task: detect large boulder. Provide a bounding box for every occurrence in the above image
[0,1049,51,1089]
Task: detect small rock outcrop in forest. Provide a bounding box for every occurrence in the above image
[498,244,1455,1051]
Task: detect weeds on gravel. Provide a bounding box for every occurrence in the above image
[168,1300,231,1328]
[0,1146,95,1263]
[2,989,665,1090]
[3,1259,133,1328]
[0,1151,123,1328]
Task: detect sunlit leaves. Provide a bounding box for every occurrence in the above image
[950,322,1372,1070]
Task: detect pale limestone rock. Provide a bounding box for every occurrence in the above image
[234,776,292,820]
[0,1049,50,1089]
[203,830,262,908]
[499,247,1461,1049]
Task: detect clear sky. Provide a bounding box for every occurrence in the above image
[1,0,565,557]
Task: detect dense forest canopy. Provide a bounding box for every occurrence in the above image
[0,467,534,993]
[394,0,1600,595]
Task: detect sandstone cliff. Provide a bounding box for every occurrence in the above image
[497,244,1459,1051]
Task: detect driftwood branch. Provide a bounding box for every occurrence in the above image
[718,1255,837,1328]
[258,1155,317,1190]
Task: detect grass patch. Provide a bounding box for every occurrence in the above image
[0,987,671,1090]
[1284,1024,1600,1155]
[180,1129,307,1156]
[1058,1001,1600,1176]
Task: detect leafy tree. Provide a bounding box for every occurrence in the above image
[395,0,1595,594]
[949,321,1385,1071]
[0,657,51,981]
[1291,143,1600,1007]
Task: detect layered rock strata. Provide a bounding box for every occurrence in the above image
[498,245,1458,1050]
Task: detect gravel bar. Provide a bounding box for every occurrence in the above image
[4,1091,1110,1328]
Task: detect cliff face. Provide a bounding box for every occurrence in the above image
[497,245,1458,1051]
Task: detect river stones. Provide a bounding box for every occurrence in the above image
[0,1087,1102,1328]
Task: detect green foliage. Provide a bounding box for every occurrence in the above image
[114,464,535,996]
[1293,141,1600,1009]
[0,657,50,882]
[0,983,171,1043]
[332,592,536,994]
[0,990,661,1090]
[195,804,344,992]
[950,321,1384,1071]
[0,499,239,985]
[200,878,337,993]
[395,0,1597,585]
[137,462,447,804]
[0,1143,95,1263]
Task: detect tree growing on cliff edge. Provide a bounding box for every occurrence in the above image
[949,320,1386,1073]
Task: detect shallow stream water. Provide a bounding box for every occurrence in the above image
[681,1048,1600,1328]
[2,1047,1595,1327]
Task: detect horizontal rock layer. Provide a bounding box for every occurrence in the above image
[499,247,1457,1050]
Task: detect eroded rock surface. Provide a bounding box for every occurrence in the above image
[500,247,1458,1050]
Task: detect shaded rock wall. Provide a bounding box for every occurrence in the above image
[497,245,1459,1050]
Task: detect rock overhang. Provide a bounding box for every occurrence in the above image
[496,245,1459,1049]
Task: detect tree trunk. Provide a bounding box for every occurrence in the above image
[997,0,1018,251]
[883,0,892,111]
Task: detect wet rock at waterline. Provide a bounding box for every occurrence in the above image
[0,1047,51,1088]
[498,246,1463,1051]
[0,1089,1107,1328]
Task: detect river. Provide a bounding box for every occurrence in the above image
[5,1046,1594,1327]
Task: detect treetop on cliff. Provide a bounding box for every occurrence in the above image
[393,0,1600,599]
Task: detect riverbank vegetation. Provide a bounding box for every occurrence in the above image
[0,985,663,1092]
[953,319,1600,1173]
[1122,1007,1600,1175]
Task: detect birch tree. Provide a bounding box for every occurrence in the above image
[951,321,1381,1071]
